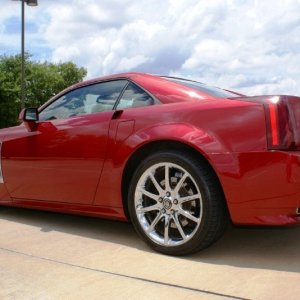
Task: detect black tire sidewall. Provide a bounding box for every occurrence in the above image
[128,150,224,256]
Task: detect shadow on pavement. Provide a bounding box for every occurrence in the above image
[1,206,300,273]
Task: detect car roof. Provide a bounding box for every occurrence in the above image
[71,72,154,89]
[44,72,240,108]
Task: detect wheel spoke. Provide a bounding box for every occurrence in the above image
[174,172,188,194]
[164,164,171,191]
[178,193,201,204]
[138,188,159,201]
[135,161,203,247]
[149,172,164,194]
[172,213,187,241]
[147,212,163,233]
[136,203,160,214]
[164,215,170,245]
[178,208,199,224]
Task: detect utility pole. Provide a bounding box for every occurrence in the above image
[12,0,38,108]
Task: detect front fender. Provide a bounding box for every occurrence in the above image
[0,137,11,204]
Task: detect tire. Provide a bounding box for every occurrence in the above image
[128,150,228,256]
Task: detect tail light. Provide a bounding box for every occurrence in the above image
[231,95,300,150]
[263,96,295,150]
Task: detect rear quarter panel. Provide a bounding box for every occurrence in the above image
[94,99,268,219]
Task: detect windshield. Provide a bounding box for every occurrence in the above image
[162,77,239,98]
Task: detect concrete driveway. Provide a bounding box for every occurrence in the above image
[0,206,300,300]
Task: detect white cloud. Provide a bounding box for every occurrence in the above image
[1,0,300,96]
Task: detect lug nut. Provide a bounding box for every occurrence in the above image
[173,199,178,205]
[158,197,163,203]
[166,192,171,197]
[161,209,166,214]
[171,209,175,214]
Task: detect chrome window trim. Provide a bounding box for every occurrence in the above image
[0,142,3,183]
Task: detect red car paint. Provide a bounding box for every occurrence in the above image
[0,72,300,225]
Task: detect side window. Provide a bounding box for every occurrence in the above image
[116,82,154,109]
[39,80,128,121]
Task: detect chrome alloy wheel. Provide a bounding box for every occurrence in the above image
[134,162,203,247]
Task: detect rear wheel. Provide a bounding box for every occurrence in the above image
[128,150,227,255]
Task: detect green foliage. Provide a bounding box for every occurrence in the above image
[0,53,87,128]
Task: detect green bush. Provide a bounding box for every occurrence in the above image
[0,53,87,128]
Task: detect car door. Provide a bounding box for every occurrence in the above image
[2,80,128,205]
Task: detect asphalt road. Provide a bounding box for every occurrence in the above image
[0,206,300,300]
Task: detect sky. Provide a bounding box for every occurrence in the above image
[0,0,300,96]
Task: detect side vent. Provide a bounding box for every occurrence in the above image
[0,142,3,183]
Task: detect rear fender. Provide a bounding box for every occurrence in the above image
[114,123,228,164]
[93,123,229,209]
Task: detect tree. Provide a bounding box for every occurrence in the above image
[0,54,87,128]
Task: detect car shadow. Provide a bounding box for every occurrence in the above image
[188,224,300,273]
[1,206,300,273]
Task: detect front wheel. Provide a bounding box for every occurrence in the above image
[128,150,227,255]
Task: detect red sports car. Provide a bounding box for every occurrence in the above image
[0,72,300,255]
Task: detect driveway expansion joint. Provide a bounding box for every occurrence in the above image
[0,246,247,300]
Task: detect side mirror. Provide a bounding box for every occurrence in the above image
[25,107,39,121]
[19,108,39,131]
